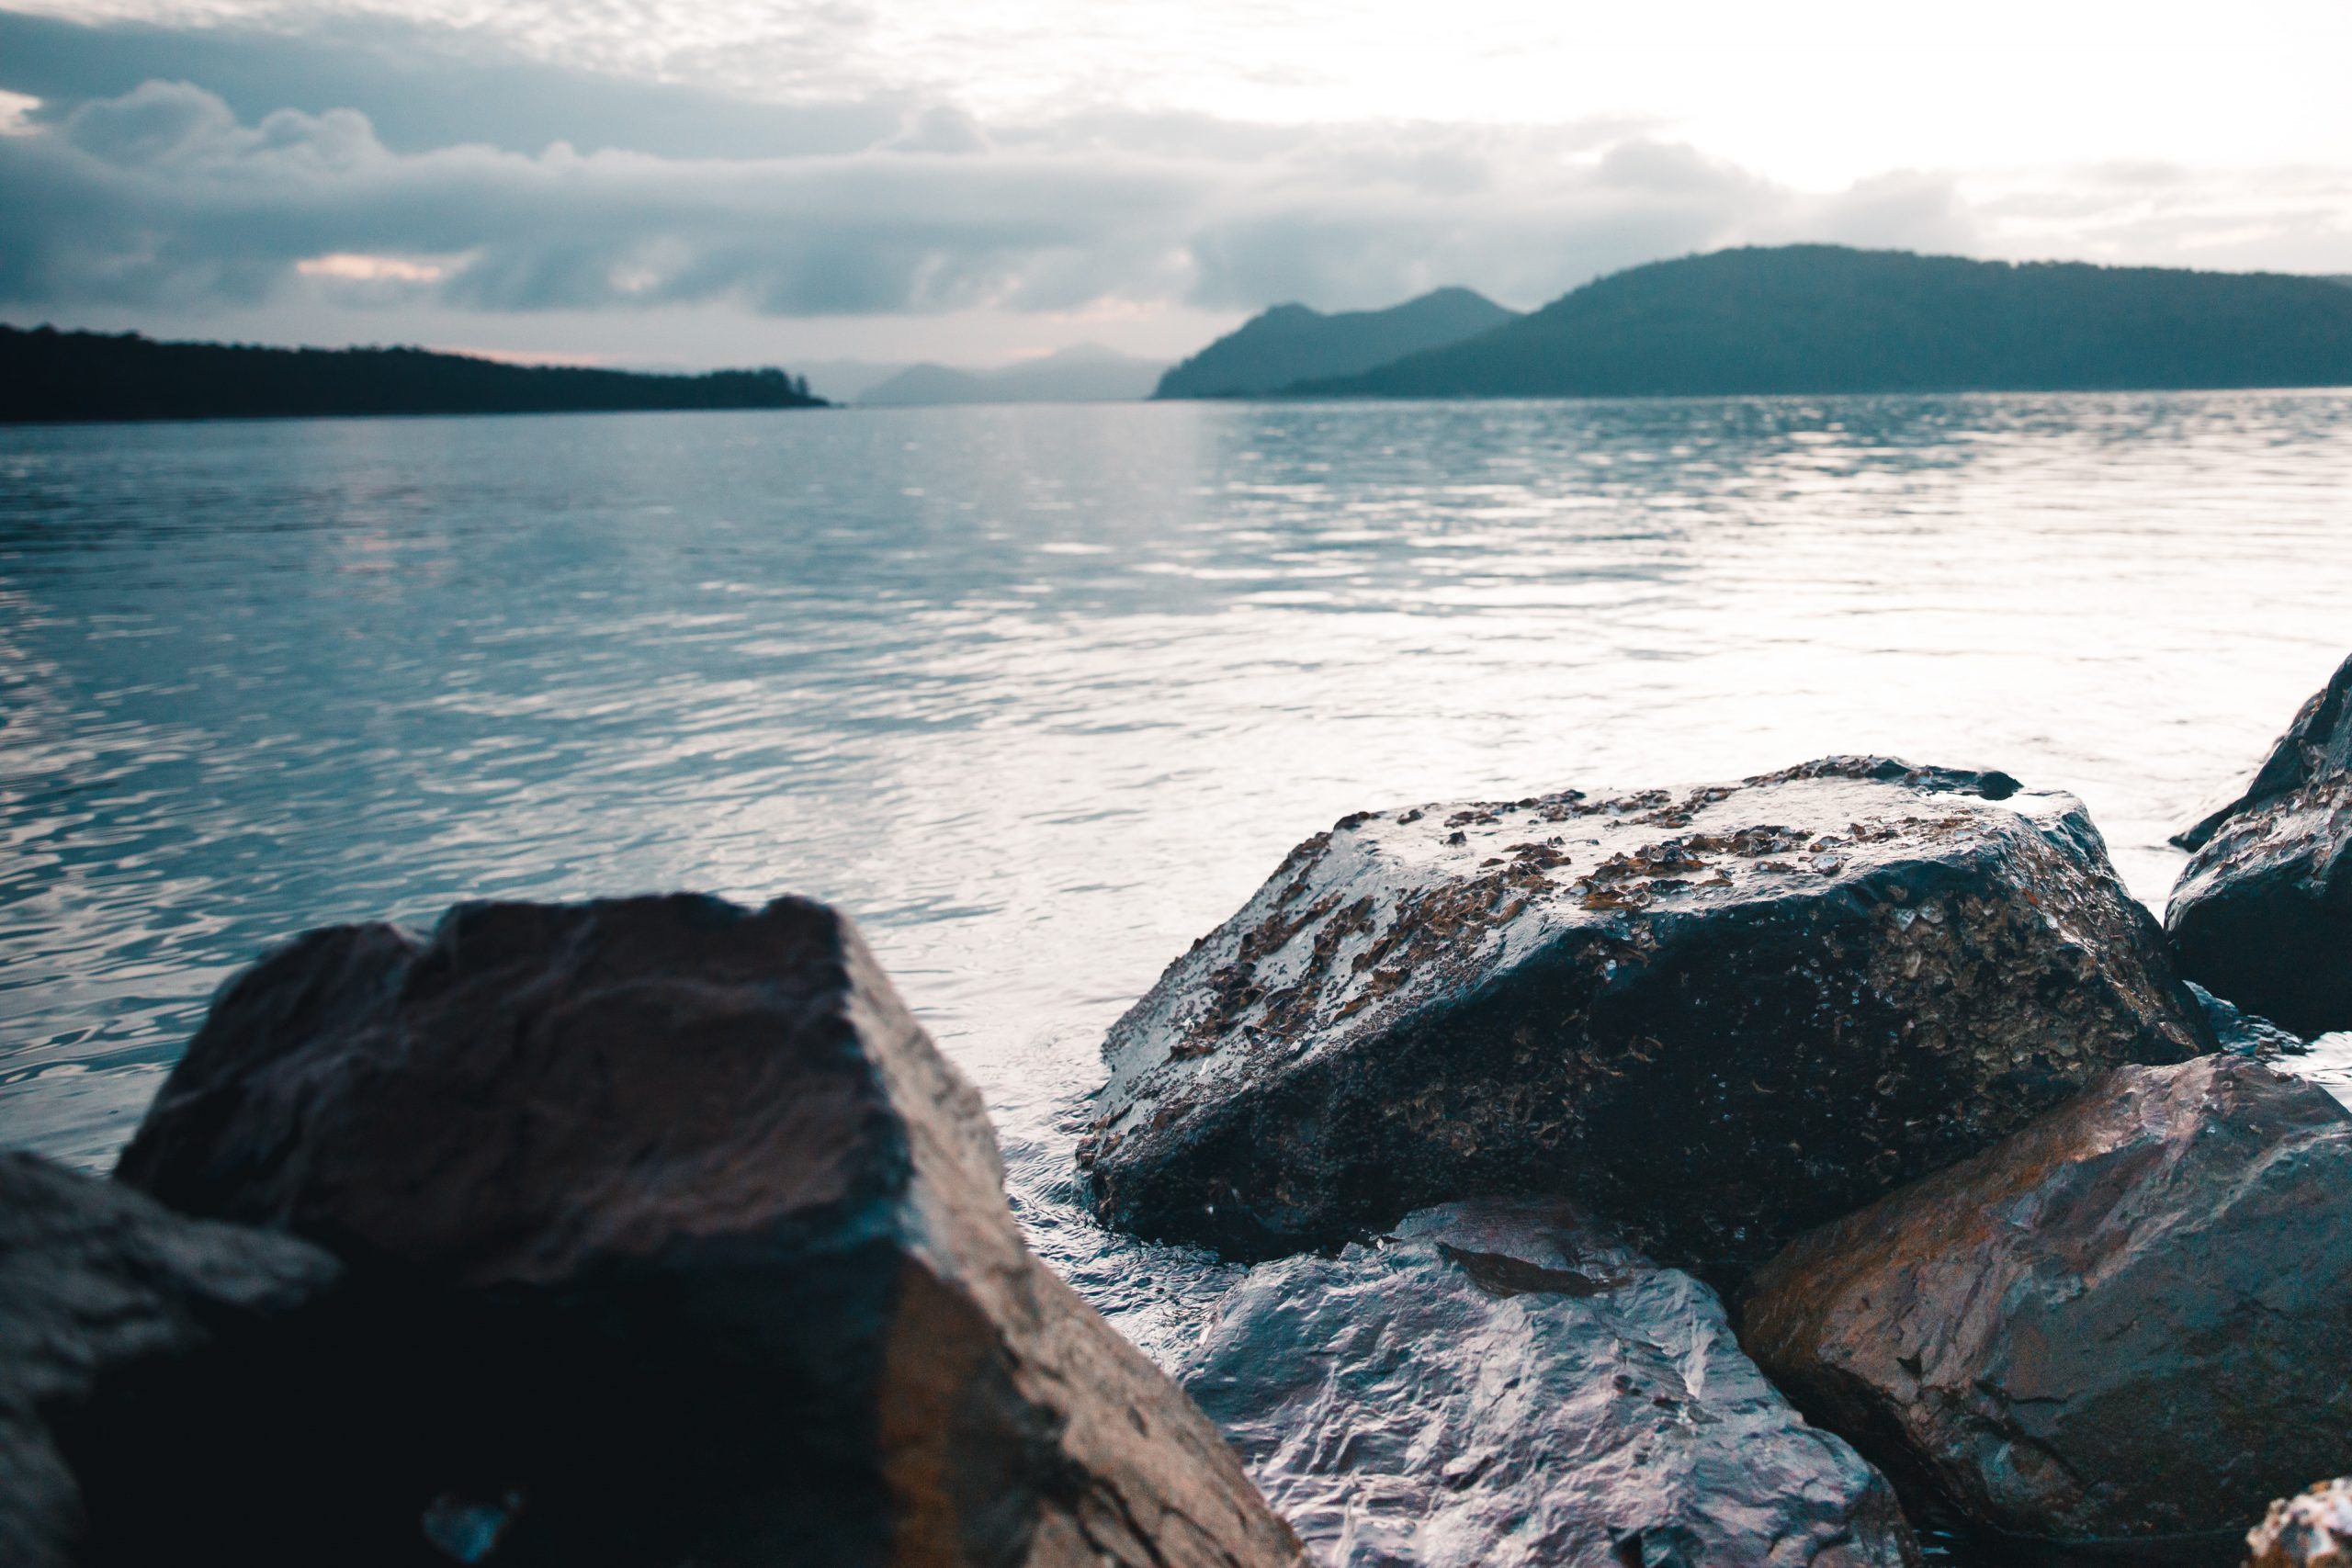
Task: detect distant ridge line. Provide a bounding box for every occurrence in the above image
[0,324,829,424]
[1278,246,2352,400]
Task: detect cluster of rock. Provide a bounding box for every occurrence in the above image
[3,896,1304,1568]
[6,657,2348,1567]
[1080,656,2352,1567]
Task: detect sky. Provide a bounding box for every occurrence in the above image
[3,0,2350,371]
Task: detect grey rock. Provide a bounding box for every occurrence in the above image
[115,893,1303,1568]
[1082,757,2211,1269]
[1742,1055,2352,1562]
[2173,652,2352,851]
[2168,779,2352,1038]
[2187,979,2307,1058]
[1178,1196,1921,1568]
[0,1152,340,1568]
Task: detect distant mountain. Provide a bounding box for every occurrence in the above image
[1290,247,2352,399]
[0,325,827,423]
[859,344,1166,406]
[1154,288,1519,400]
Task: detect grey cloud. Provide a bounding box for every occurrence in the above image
[0,8,908,158]
[0,78,2025,324]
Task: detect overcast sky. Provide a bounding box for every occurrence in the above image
[4,0,2349,369]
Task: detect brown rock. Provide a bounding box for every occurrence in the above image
[2247,1479,2352,1568]
[1743,1055,2352,1561]
[116,894,1302,1568]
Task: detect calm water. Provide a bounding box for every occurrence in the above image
[3,392,2349,1354]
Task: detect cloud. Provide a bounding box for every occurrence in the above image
[0,78,2011,323]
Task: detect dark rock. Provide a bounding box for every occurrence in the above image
[0,1151,341,1568]
[1081,757,2211,1269]
[2167,779,2352,1038]
[2172,652,2352,852]
[1741,1055,2352,1561]
[1178,1196,1921,1568]
[114,894,1303,1568]
[2245,1479,2352,1568]
[2188,980,2308,1058]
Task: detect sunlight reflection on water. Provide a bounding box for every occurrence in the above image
[3,391,2348,1353]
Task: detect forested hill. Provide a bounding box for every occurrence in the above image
[0,325,829,423]
[1154,288,1518,399]
[1289,247,2352,399]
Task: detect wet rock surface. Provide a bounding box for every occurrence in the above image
[2173,652,2352,852]
[2189,980,2308,1058]
[1742,1055,2352,1562]
[1082,757,2211,1269]
[112,893,1302,1568]
[1178,1196,1921,1568]
[2246,1480,2352,1568]
[2168,778,2352,1039]
[0,1152,341,1568]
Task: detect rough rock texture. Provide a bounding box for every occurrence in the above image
[0,1152,342,1568]
[114,894,1302,1568]
[2173,652,2352,851]
[1082,757,2211,1268]
[1742,1055,2352,1561]
[1178,1196,1921,1568]
[2168,778,2352,1039]
[2247,1480,2352,1568]
[2188,980,2308,1058]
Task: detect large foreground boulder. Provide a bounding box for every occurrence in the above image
[2168,779,2352,1038]
[0,1153,341,1568]
[1081,758,2211,1268]
[2173,651,2352,851]
[1742,1055,2352,1561]
[113,894,1303,1568]
[1179,1196,1921,1568]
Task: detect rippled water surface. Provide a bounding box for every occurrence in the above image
[4,393,2349,1349]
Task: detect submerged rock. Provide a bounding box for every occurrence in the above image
[1178,1196,1920,1568]
[1082,757,2211,1268]
[2173,651,2352,852]
[2168,778,2352,1038]
[115,894,1302,1568]
[1742,1055,2352,1561]
[0,1152,341,1568]
[2247,1480,2352,1568]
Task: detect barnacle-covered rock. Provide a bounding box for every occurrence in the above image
[1743,1055,2352,1560]
[116,894,1302,1568]
[1178,1196,1920,1568]
[1081,757,2211,1268]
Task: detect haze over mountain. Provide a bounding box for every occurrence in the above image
[1153,288,1518,400]
[1289,247,2352,400]
[858,344,1168,407]
[0,324,826,423]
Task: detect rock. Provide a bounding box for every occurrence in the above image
[2173,652,2352,852]
[1177,1196,1921,1568]
[114,894,1303,1568]
[0,1151,341,1568]
[1741,1054,2352,1561]
[1081,757,2211,1269]
[2188,979,2308,1058]
[2247,1480,2352,1568]
[2168,778,2352,1038]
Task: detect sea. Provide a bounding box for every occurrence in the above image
[3,390,2349,1361]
